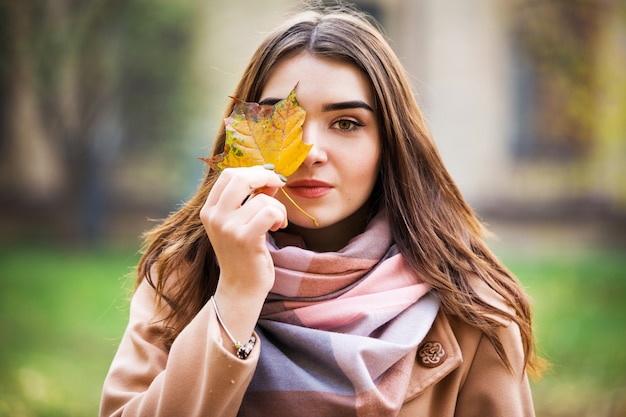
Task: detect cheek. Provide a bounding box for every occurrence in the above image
[345,146,380,193]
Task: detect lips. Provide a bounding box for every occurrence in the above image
[286,179,333,199]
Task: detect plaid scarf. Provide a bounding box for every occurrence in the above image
[238,212,439,417]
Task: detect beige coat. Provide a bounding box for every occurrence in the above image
[100,279,535,416]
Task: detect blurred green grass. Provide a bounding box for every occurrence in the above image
[0,246,625,416]
[503,250,626,417]
[0,247,137,417]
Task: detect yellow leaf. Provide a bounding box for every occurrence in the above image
[204,87,311,177]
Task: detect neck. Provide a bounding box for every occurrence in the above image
[285,204,373,252]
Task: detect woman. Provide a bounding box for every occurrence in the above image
[100,6,542,417]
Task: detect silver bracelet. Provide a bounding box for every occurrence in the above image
[210,296,256,360]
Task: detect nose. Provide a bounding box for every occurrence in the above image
[301,123,327,167]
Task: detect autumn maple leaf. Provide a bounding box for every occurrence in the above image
[201,87,318,226]
[203,87,311,177]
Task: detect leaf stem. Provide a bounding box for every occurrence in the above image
[279,188,319,227]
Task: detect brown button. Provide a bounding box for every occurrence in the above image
[418,341,447,368]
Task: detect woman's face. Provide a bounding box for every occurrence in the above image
[260,53,380,229]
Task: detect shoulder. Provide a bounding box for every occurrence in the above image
[449,275,526,366]
[467,273,518,326]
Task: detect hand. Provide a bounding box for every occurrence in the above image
[201,166,287,295]
[200,166,287,344]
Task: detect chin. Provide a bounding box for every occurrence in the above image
[287,212,332,229]
[289,217,326,229]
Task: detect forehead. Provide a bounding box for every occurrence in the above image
[260,53,374,107]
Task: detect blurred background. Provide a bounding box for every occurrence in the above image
[0,0,625,416]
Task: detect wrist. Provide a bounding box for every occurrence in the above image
[217,263,275,298]
[212,284,267,350]
[210,296,257,359]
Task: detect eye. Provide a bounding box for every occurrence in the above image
[332,119,365,132]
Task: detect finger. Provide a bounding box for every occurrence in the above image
[240,195,288,232]
[241,183,282,205]
[206,195,286,253]
[203,189,287,238]
[217,169,285,210]
[205,166,285,209]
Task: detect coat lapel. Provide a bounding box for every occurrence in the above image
[404,310,463,401]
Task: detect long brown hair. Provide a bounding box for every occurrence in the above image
[137,6,542,377]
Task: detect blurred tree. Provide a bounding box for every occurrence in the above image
[0,0,198,244]
[508,0,626,208]
[511,0,603,160]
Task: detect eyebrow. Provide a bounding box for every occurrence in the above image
[258,98,374,112]
[322,101,374,112]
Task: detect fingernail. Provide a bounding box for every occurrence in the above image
[263,163,275,171]
[278,174,287,183]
